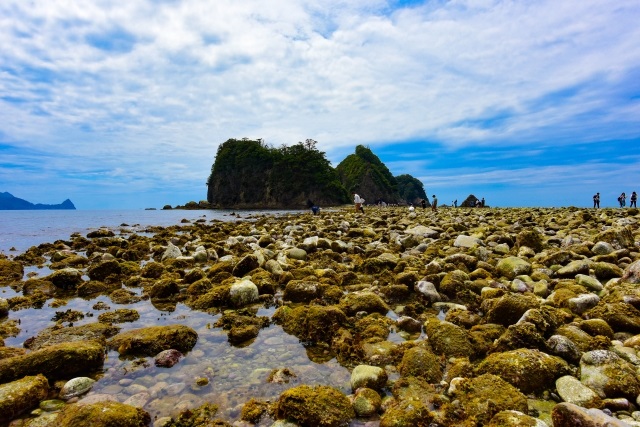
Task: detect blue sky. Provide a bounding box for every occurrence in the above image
[1,0,639,209]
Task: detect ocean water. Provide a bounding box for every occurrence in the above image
[0,209,301,255]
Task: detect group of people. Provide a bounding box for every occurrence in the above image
[593,192,637,208]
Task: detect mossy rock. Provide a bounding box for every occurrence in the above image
[398,345,443,383]
[339,291,389,316]
[240,398,270,423]
[273,305,347,343]
[516,229,544,252]
[496,256,532,280]
[0,374,49,423]
[585,302,640,333]
[438,270,470,297]
[491,321,549,353]
[0,340,105,383]
[0,259,23,284]
[97,309,140,324]
[148,279,180,299]
[447,374,528,426]
[275,384,355,427]
[482,293,540,327]
[56,401,150,427]
[189,284,232,309]
[107,324,198,356]
[228,325,260,345]
[141,261,165,278]
[351,364,388,391]
[24,322,120,351]
[424,318,475,359]
[87,259,122,282]
[379,399,435,427]
[354,313,392,342]
[487,410,544,426]
[476,349,570,394]
[77,280,121,297]
[283,280,321,303]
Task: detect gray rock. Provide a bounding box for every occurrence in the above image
[575,274,603,292]
[623,260,640,284]
[547,335,582,364]
[454,235,483,248]
[592,241,615,255]
[496,256,532,280]
[154,349,183,368]
[60,377,95,400]
[580,350,640,399]
[568,293,600,315]
[405,225,439,238]
[552,402,630,427]
[415,280,441,303]
[229,279,259,307]
[287,248,307,261]
[555,375,602,408]
[350,365,388,391]
[161,242,182,261]
[556,260,591,277]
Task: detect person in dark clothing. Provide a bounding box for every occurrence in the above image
[421,199,427,209]
[631,192,637,208]
[593,193,600,208]
[306,199,320,215]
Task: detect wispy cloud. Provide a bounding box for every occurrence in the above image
[0,0,639,208]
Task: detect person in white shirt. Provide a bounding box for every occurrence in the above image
[353,193,364,213]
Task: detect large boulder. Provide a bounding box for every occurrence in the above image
[273,305,347,343]
[476,349,570,394]
[56,401,151,427]
[275,385,354,427]
[483,293,540,327]
[48,268,84,289]
[339,291,389,316]
[425,319,475,358]
[24,323,121,351]
[0,259,23,284]
[107,324,198,356]
[0,374,49,423]
[0,341,105,383]
[398,345,443,383]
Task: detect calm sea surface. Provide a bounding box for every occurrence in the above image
[0,209,302,255]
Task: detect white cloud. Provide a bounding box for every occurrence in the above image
[0,0,639,208]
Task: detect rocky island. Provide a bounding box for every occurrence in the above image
[0,192,76,210]
[1,205,640,426]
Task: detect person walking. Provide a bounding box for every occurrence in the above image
[631,191,637,208]
[353,192,365,214]
[431,195,438,212]
[593,192,600,208]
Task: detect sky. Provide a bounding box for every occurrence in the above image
[1,0,639,209]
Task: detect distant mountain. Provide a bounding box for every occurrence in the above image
[0,192,76,210]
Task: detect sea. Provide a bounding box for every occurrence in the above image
[0,208,302,255]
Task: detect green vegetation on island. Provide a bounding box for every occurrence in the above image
[206,140,427,208]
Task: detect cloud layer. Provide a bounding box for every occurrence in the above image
[1,0,639,208]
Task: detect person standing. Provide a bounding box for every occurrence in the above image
[431,195,438,212]
[593,192,600,208]
[353,192,365,214]
[619,192,626,207]
[631,191,637,208]
[421,199,427,209]
[454,199,458,208]
[481,197,485,207]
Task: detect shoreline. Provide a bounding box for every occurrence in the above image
[1,206,640,426]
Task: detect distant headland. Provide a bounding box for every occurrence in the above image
[0,192,76,210]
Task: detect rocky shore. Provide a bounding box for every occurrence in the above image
[1,206,640,426]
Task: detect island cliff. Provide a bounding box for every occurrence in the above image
[206,139,427,209]
[0,192,76,210]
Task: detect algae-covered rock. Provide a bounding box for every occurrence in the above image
[97,309,140,324]
[107,324,198,356]
[579,349,640,400]
[476,348,570,394]
[24,322,121,351]
[56,401,151,427]
[379,399,434,427]
[273,305,347,343]
[555,375,603,408]
[0,374,49,423]
[0,259,23,284]
[585,302,640,333]
[352,387,381,418]
[0,297,8,318]
[283,280,320,303]
[483,293,540,327]
[398,345,443,383]
[447,373,528,426]
[275,384,354,427]
[0,340,105,383]
[339,291,389,316]
[487,410,548,427]
[240,397,269,423]
[350,364,388,391]
[496,256,531,280]
[424,318,475,358]
[88,259,122,281]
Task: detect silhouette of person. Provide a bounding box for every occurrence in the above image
[593,192,600,208]
[631,191,637,208]
[431,195,438,212]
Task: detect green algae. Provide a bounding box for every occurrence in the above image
[275,384,354,427]
[56,401,150,427]
[107,324,198,356]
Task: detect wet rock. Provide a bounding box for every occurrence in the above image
[547,334,583,364]
[60,377,96,399]
[592,241,615,255]
[568,293,600,315]
[48,267,83,289]
[229,279,259,307]
[352,387,382,418]
[232,254,260,277]
[476,348,570,394]
[275,385,354,427]
[24,322,120,351]
[575,274,603,292]
[0,374,49,423]
[0,259,23,284]
[350,365,388,391]
[273,305,347,343]
[283,280,320,303]
[623,260,640,284]
[240,397,269,423]
[268,368,297,384]
[108,324,198,356]
[339,291,389,316]
[580,350,640,400]
[40,399,65,412]
[56,401,151,427]
[414,280,441,303]
[555,375,603,408]
[88,259,122,282]
[287,248,307,261]
[154,349,184,367]
[98,309,140,324]
[552,402,630,427]
[0,340,105,383]
[228,324,260,345]
[396,316,422,333]
[141,261,165,278]
[0,297,8,318]
[454,235,483,248]
[483,293,540,327]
